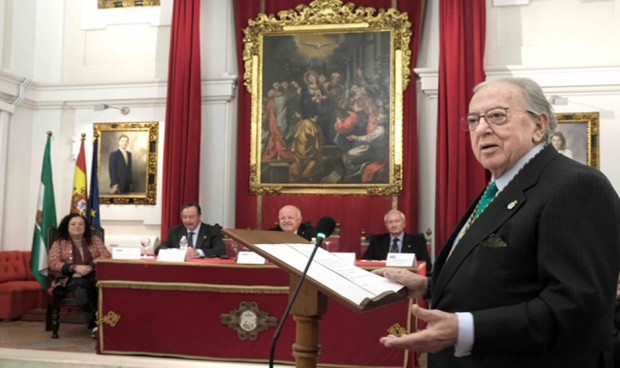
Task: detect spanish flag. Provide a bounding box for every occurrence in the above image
[71,134,88,216]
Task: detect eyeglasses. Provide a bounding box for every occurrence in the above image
[459,107,536,132]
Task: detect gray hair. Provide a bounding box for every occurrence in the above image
[474,77,557,143]
[384,210,406,223]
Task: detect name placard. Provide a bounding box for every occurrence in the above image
[112,247,141,260]
[157,249,187,263]
[236,251,266,264]
[386,253,416,267]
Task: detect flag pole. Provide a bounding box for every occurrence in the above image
[89,133,103,231]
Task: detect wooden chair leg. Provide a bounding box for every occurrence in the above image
[51,306,60,338]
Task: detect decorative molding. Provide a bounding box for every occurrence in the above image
[0,70,238,109]
[492,0,529,6]
[415,66,620,97]
[414,68,438,98]
[0,101,14,114]
[485,66,620,94]
[0,72,22,104]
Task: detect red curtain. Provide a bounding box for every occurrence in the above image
[234,0,426,255]
[434,0,487,254]
[161,0,202,240]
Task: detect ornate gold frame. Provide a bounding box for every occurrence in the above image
[98,0,160,8]
[555,113,599,169]
[94,122,158,204]
[243,0,412,195]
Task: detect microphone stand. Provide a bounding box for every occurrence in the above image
[268,238,324,368]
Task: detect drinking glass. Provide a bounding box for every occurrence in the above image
[323,240,331,252]
[140,237,151,257]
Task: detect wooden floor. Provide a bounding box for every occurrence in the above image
[0,309,426,368]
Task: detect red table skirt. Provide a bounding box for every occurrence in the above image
[96,259,425,367]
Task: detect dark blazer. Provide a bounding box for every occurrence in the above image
[362,232,432,274]
[614,303,620,367]
[156,222,227,258]
[270,222,318,242]
[429,145,620,368]
[108,149,132,193]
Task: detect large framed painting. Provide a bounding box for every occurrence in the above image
[554,113,599,168]
[94,122,159,204]
[243,0,412,195]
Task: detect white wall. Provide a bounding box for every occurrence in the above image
[485,0,620,67]
[415,0,620,250]
[0,0,237,250]
[0,0,618,252]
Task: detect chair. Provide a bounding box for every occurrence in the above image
[424,227,434,264]
[45,227,104,338]
[223,236,242,259]
[360,228,370,257]
[323,221,340,252]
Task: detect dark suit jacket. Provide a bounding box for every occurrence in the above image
[614,303,620,367]
[156,222,227,258]
[108,149,132,193]
[362,232,432,274]
[270,222,318,242]
[429,145,620,368]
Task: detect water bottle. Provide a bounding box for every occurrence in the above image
[179,236,188,250]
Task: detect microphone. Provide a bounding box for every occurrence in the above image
[268,216,336,368]
[314,216,336,249]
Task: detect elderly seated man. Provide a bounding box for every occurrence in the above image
[362,209,432,274]
[270,205,318,241]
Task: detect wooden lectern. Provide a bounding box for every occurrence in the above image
[223,229,407,368]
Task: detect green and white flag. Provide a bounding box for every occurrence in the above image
[31,133,57,288]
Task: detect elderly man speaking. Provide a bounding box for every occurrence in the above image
[375,77,620,368]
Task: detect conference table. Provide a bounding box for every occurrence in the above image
[95,257,426,367]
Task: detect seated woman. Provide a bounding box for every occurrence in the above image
[48,213,110,336]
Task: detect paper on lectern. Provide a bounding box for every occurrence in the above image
[255,243,407,310]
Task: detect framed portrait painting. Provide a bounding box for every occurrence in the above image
[94,122,159,204]
[243,0,412,195]
[554,113,599,168]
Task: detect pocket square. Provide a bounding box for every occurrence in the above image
[482,233,508,248]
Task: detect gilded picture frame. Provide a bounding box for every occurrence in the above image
[94,122,158,204]
[243,0,412,195]
[554,113,599,169]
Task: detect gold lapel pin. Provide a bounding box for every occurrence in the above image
[507,200,518,210]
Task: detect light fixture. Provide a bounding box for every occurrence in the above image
[94,103,130,115]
